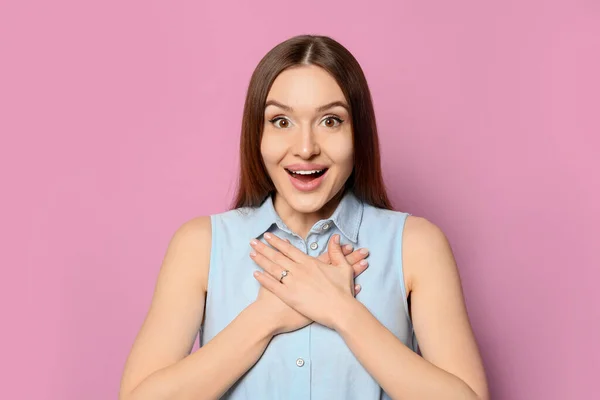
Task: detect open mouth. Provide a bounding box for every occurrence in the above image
[285,168,328,183]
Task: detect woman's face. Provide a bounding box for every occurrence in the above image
[261,65,354,214]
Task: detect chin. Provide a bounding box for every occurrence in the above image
[281,189,332,214]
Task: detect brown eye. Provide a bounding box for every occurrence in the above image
[269,117,291,129]
[321,116,343,128]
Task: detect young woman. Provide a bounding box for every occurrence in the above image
[120,35,489,400]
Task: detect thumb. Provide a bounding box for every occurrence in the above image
[327,234,345,266]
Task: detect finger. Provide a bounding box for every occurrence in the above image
[264,232,308,263]
[319,244,353,264]
[354,284,361,295]
[250,237,295,269]
[342,244,353,256]
[351,259,369,278]
[253,270,287,297]
[326,234,346,266]
[344,247,369,266]
[249,248,287,279]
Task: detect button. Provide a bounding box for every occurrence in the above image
[296,358,305,367]
[322,223,330,230]
[309,242,318,250]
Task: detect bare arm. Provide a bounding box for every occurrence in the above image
[332,216,489,399]
[119,217,275,400]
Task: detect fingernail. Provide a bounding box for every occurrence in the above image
[264,233,272,239]
[250,251,257,257]
[359,248,369,255]
[360,259,368,266]
[334,234,340,244]
[250,239,258,246]
[344,244,353,251]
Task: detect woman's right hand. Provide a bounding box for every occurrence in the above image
[254,243,370,335]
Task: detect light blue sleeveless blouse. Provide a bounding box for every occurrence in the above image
[200,191,419,399]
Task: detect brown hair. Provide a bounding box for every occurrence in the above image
[231,34,392,210]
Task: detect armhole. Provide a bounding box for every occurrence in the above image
[398,212,419,353]
[398,212,411,321]
[200,214,217,343]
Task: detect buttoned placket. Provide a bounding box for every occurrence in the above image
[276,220,338,395]
[282,234,312,395]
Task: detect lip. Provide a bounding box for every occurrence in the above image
[286,167,329,192]
[284,163,329,172]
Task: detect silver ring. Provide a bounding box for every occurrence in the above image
[279,269,289,283]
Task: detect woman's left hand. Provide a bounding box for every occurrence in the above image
[249,233,357,330]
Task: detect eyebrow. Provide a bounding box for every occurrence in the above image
[264,100,350,113]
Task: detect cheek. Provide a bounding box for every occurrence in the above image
[323,134,354,170]
[260,133,289,167]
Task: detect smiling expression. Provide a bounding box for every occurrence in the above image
[261,64,354,216]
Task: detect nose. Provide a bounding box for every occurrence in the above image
[292,125,320,159]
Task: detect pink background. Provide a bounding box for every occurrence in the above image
[1,0,598,399]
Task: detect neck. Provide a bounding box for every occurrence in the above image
[273,190,345,240]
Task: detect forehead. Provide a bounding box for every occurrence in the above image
[266,65,345,108]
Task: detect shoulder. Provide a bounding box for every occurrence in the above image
[210,206,267,242]
[163,215,213,292]
[403,215,449,249]
[171,215,212,245]
[402,215,457,293]
[211,206,257,224]
[171,207,256,259]
[362,205,448,250]
[362,203,411,224]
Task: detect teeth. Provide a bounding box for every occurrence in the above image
[290,169,324,175]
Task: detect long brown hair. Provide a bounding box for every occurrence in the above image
[231,35,392,210]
